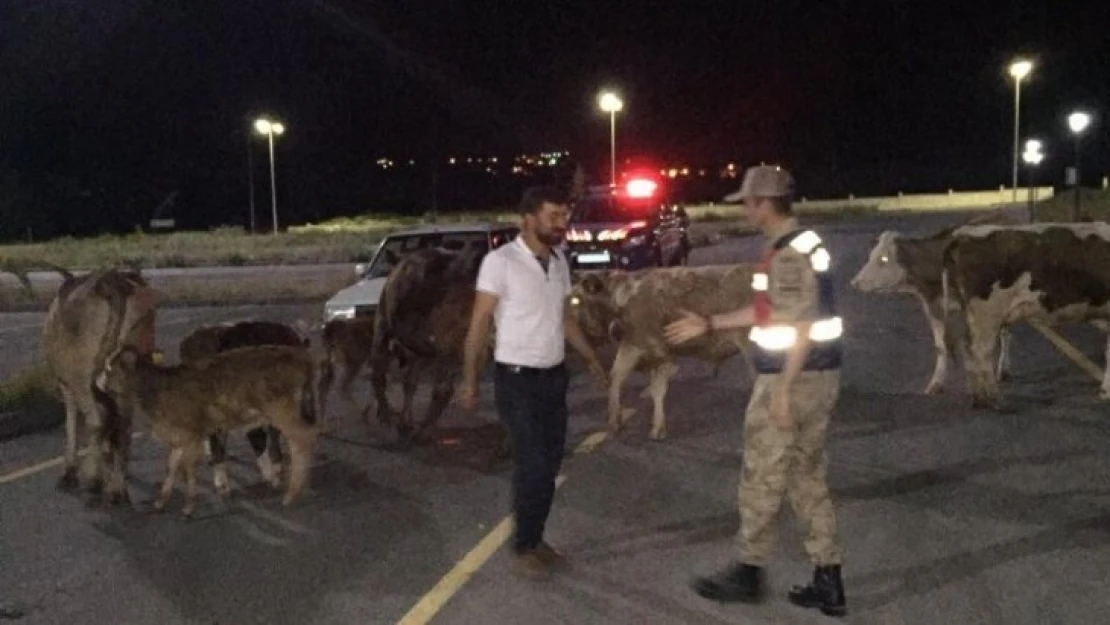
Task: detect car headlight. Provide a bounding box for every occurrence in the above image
[326,307,356,321]
[625,234,646,247]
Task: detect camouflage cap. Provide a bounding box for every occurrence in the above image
[723,165,794,202]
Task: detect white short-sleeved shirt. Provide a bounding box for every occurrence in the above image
[476,236,572,368]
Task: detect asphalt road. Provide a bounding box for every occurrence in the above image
[3,210,1110,624]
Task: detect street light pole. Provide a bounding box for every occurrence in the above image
[266,130,278,235]
[1021,138,1043,223]
[1068,111,1092,221]
[1008,60,1033,204]
[598,90,624,188]
[254,117,285,235]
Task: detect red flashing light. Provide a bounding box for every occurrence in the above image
[626,178,658,198]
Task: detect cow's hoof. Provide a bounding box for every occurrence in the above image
[997,371,1013,383]
[106,488,131,507]
[216,484,232,498]
[86,477,104,495]
[181,508,195,520]
[281,494,297,507]
[923,382,944,395]
[649,427,668,441]
[152,495,168,512]
[56,469,80,492]
[1100,388,1110,401]
[971,396,1010,413]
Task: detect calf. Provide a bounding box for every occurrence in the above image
[568,264,757,440]
[850,214,1019,394]
[96,345,319,517]
[178,320,309,495]
[318,316,376,423]
[42,266,157,502]
[943,222,1110,409]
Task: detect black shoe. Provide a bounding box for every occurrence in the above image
[692,562,764,603]
[788,565,846,617]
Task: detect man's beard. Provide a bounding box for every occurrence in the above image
[537,229,565,246]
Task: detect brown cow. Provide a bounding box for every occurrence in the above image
[318,316,377,424]
[42,266,158,503]
[177,319,309,495]
[369,246,492,441]
[942,222,1110,409]
[95,345,319,516]
[568,264,757,440]
[850,210,1021,394]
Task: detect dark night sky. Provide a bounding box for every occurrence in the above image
[1,0,1108,235]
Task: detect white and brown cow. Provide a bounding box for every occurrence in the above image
[850,211,1020,394]
[942,222,1110,409]
[568,265,757,440]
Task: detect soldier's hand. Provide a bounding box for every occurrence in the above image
[664,310,708,345]
[770,390,793,431]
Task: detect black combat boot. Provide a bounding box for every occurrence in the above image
[788,565,846,617]
[691,562,764,603]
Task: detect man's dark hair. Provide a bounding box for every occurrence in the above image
[519,185,569,215]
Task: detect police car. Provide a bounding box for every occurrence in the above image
[322,222,519,322]
[565,171,690,271]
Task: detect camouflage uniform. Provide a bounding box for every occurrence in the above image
[737,217,843,567]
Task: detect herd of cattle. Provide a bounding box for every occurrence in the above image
[28,211,1110,516]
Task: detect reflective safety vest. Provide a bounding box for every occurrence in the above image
[749,228,843,374]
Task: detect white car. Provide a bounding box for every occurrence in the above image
[322,222,520,322]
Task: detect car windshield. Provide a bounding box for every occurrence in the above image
[362,229,516,280]
[572,196,652,224]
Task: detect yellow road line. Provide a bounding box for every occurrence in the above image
[396,431,610,625]
[0,455,66,485]
[1028,319,1103,382]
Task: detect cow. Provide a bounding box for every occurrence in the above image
[850,210,1021,394]
[568,264,757,440]
[42,266,158,503]
[177,320,309,495]
[942,222,1110,409]
[95,344,319,517]
[369,245,491,442]
[318,315,383,425]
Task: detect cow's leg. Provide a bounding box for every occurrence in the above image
[369,345,398,426]
[394,361,420,439]
[412,371,456,442]
[58,385,81,491]
[103,411,132,506]
[180,442,203,518]
[647,361,677,441]
[154,446,184,512]
[1101,335,1110,400]
[965,304,1005,410]
[265,426,285,490]
[245,426,281,489]
[75,391,106,495]
[608,344,643,434]
[995,327,1013,382]
[923,303,950,395]
[208,432,232,497]
[281,428,316,507]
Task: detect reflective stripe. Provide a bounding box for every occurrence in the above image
[789,230,822,255]
[810,247,831,272]
[752,272,768,291]
[749,316,843,350]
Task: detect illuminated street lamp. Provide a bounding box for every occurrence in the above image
[1021,138,1044,221]
[598,90,624,187]
[1067,110,1092,220]
[254,117,286,235]
[1008,59,1033,204]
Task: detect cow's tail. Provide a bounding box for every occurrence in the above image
[41,262,76,283]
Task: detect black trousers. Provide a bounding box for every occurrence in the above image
[494,361,569,553]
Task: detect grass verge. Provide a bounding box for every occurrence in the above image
[0,362,61,440]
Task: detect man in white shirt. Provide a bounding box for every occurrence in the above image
[461,185,607,578]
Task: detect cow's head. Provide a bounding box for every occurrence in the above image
[568,271,624,345]
[95,346,148,400]
[850,231,908,292]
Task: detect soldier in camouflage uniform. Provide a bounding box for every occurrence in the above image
[665,165,846,617]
